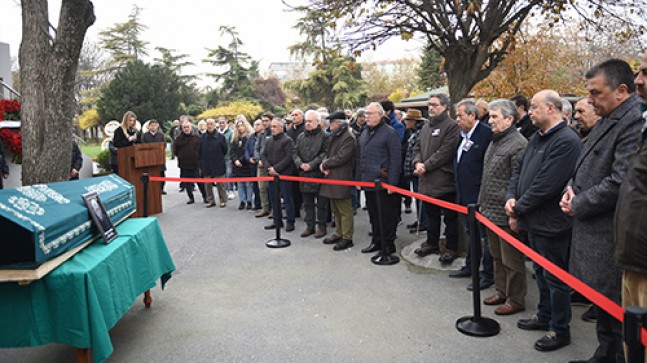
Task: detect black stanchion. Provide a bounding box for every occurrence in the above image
[624,306,647,363]
[371,180,399,266]
[266,174,290,248]
[141,173,149,218]
[456,204,500,337]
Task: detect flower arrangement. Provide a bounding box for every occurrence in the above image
[0,99,22,164]
[0,99,21,121]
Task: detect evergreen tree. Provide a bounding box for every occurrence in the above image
[97,60,182,123]
[98,5,149,71]
[417,44,445,91]
[202,26,258,103]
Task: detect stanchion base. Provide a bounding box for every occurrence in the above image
[456,316,500,337]
[266,238,291,248]
[371,254,400,265]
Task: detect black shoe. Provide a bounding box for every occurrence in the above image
[467,278,494,291]
[406,221,418,229]
[534,331,570,352]
[581,305,597,323]
[179,188,185,192]
[333,239,353,251]
[238,202,245,210]
[439,251,458,264]
[246,202,253,210]
[448,267,471,278]
[414,245,439,257]
[404,206,412,214]
[517,315,550,331]
[162,190,167,195]
[186,199,195,204]
[285,224,295,232]
[361,243,380,253]
[264,224,278,230]
[323,234,342,245]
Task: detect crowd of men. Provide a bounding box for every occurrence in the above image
[115,53,647,362]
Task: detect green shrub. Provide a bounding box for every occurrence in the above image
[96,149,112,173]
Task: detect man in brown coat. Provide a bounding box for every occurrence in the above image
[319,112,357,251]
[412,93,461,262]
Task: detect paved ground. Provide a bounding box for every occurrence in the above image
[0,160,598,362]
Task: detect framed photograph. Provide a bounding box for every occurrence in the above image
[82,191,118,244]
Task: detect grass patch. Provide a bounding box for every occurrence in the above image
[81,143,103,159]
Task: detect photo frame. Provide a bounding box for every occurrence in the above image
[82,191,118,244]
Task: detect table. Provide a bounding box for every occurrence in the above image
[0,218,176,363]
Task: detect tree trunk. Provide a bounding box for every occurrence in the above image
[20,0,95,185]
[443,44,487,108]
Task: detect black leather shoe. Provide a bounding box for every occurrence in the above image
[438,251,458,264]
[264,224,277,230]
[406,221,418,229]
[448,267,471,278]
[534,331,570,351]
[323,234,341,245]
[186,199,195,205]
[517,315,549,331]
[467,278,494,291]
[333,239,353,251]
[361,243,380,253]
[414,245,439,257]
[581,305,597,323]
[285,224,295,232]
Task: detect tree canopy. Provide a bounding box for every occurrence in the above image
[98,5,149,72]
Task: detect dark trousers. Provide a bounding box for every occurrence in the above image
[410,177,428,228]
[591,306,624,363]
[424,192,458,251]
[180,168,205,201]
[268,180,295,225]
[292,181,302,216]
[460,215,493,280]
[302,192,328,230]
[400,175,412,208]
[528,232,572,334]
[253,181,261,209]
[365,189,401,248]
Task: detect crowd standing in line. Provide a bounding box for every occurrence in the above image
[105,53,647,361]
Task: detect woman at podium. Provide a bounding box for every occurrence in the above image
[113,111,140,147]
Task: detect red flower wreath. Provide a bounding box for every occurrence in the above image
[0,99,22,163]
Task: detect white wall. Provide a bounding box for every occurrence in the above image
[0,42,12,100]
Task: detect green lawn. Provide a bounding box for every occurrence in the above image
[80,143,103,159]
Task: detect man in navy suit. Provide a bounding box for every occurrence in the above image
[449,100,494,291]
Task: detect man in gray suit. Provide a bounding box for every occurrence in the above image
[560,59,643,363]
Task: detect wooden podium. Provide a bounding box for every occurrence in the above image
[117,144,164,217]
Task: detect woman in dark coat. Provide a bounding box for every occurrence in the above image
[200,119,228,207]
[113,110,140,148]
[231,119,254,209]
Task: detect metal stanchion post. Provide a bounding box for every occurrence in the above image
[266,174,290,248]
[625,306,647,363]
[456,204,500,337]
[371,180,399,266]
[141,173,149,218]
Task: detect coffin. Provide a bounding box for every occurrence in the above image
[0,174,136,268]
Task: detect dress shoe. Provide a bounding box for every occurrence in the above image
[448,267,471,278]
[404,206,412,214]
[438,251,458,264]
[246,202,253,210]
[300,228,315,238]
[409,226,427,234]
[238,202,245,210]
[323,234,341,245]
[406,221,418,229]
[534,331,570,352]
[361,243,380,253]
[414,245,439,257]
[162,190,167,195]
[264,223,279,230]
[206,202,216,208]
[467,278,494,291]
[483,294,506,305]
[581,305,597,323]
[255,210,270,218]
[517,315,549,331]
[186,199,195,205]
[333,239,353,251]
[314,228,326,239]
[495,303,525,315]
[285,224,295,232]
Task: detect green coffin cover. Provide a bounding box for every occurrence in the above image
[0,174,136,268]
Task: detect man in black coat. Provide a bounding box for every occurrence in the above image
[141,119,167,194]
[510,94,539,139]
[506,90,582,352]
[200,118,228,208]
[262,118,296,232]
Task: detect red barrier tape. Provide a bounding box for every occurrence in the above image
[279,174,375,188]
[149,174,647,346]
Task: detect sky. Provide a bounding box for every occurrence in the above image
[0,0,423,87]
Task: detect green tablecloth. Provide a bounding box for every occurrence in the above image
[0,217,176,363]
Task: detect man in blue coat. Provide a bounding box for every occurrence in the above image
[200,118,228,208]
[450,100,494,291]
